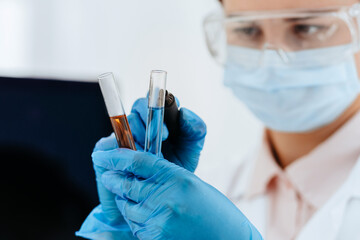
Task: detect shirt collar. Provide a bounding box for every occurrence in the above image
[244,133,282,199]
[244,111,360,208]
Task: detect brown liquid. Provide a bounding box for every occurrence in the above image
[110,115,136,150]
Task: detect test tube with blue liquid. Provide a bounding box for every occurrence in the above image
[144,70,167,156]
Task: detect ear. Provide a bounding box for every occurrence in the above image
[354,51,360,79]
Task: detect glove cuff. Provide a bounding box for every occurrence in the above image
[76,205,135,240]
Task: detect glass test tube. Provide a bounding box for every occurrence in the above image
[144,70,167,156]
[98,72,136,150]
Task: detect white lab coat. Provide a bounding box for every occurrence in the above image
[225,154,360,240]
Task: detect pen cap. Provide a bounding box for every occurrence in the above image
[164,90,180,143]
[148,70,167,108]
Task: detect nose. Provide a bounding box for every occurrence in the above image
[260,20,290,64]
[261,19,288,49]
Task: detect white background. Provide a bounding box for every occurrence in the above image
[0,0,262,188]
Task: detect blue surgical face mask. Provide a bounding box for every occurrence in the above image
[224,45,360,132]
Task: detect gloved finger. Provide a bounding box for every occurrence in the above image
[135,142,143,151]
[174,96,180,107]
[115,197,149,236]
[130,98,148,125]
[131,97,169,141]
[115,196,155,226]
[93,165,122,222]
[92,149,171,179]
[128,112,146,148]
[178,108,207,145]
[102,171,157,203]
[93,133,118,152]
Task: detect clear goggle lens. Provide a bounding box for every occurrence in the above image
[204,4,360,68]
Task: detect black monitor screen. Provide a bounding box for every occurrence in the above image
[0,77,113,239]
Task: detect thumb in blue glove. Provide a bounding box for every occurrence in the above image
[129,97,206,172]
[94,149,263,240]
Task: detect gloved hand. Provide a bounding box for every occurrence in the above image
[94,148,263,240]
[77,98,206,239]
[76,133,136,240]
[128,97,206,172]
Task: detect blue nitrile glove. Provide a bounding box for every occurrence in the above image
[76,133,136,240]
[77,98,206,239]
[94,149,263,240]
[128,97,206,172]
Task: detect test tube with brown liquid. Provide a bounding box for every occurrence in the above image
[98,72,136,150]
[109,115,136,149]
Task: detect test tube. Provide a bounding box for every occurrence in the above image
[98,72,136,150]
[144,70,167,156]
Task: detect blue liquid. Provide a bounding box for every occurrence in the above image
[144,107,164,156]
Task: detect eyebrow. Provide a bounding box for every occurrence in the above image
[227,15,320,23]
[284,17,317,22]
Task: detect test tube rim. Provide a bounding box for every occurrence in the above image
[151,70,167,74]
[151,70,167,75]
[98,72,114,80]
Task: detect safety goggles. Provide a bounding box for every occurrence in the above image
[203,4,360,68]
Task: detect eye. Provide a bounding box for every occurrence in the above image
[233,26,261,38]
[293,24,327,37]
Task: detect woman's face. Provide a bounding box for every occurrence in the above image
[222,0,360,77]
